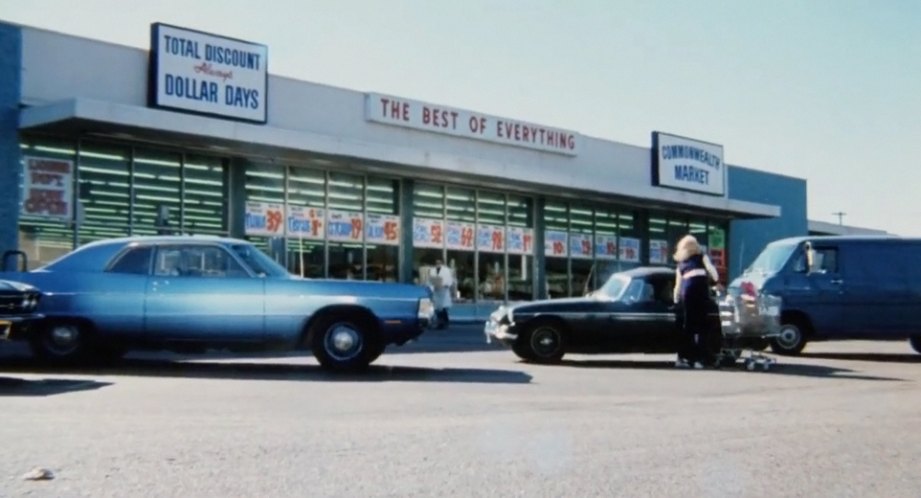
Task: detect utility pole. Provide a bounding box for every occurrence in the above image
[832,211,846,225]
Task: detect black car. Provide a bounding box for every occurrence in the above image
[0,279,43,341]
[484,267,777,365]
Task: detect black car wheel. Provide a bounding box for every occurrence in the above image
[310,314,378,371]
[910,336,921,355]
[770,321,807,356]
[519,321,566,363]
[30,320,91,364]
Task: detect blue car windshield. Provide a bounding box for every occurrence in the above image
[746,242,797,275]
[597,274,629,299]
[230,244,291,278]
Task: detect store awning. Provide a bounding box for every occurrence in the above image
[20,98,780,220]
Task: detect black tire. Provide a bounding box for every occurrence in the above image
[310,314,379,371]
[517,320,567,364]
[29,320,92,364]
[770,320,808,356]
[910,336,921,355]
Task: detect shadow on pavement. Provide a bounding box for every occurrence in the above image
[555,358,905,382]
[800,352,921,364]
[0,357,532,385]
[0,376,112,397]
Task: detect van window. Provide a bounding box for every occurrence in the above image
[809,247,838,274]
[747,242,797,274]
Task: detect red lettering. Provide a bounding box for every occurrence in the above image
[311,219,321,236]
[384,221,398,241]
[351,218,362,239]
[431,224,443,244]
[461,227,474,247]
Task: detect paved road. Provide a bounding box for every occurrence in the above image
[1,326,920,497]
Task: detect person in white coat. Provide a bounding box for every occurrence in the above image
[428,259,455,329]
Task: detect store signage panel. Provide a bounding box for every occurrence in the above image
[544,230,569,258]
[21,157,74,221]
[477,224,505,253]
[149,23,268,123]
[287,205,325,240]
[365,93,579,156]
[594,235,618,260]
[245,201,284,236]
[445,221,476,251]
[649,239,669,264]
[506,227,534,255]
[569,233,593,259]
[620,237,641,263]
[652,132,725,196]
[366,214,401,246]
[413,218,445,248]
[327,210,364,242]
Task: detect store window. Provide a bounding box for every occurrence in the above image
[593,208,619,289]
[131,147,181,238]
[183,154,228,236]
[17,137,77,268]
[365,177,400,282]
[412,183,445,286]
[244,162,286,265]
[617,210,641,269]
[326,171,364,280]
[285,166,325,278]
[543,200,569,298]
[476,190,506,300]
[445,186,476,300]
[569,204,594,296]
[506,195,534,300]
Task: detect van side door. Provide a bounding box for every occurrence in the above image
[842,243,911,337]
[789,244,853,336]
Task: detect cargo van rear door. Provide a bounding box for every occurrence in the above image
[843,243,912,337]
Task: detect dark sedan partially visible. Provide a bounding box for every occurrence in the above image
[485,267,777,365]
[0,279,43,341]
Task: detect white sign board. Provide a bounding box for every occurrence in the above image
[21,157,73,221]
[653,132,725,196]
[149,23,268,123]
[366,93,579,155]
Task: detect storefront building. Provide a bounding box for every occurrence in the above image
[0,22,808,302]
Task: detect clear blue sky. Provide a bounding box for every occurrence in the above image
[3,0,919,235]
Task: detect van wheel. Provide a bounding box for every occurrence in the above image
[771,321,807,356]
[910,336,921,355]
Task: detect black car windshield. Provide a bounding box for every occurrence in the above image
[597,274,630,299]
[746,242,797,274]
[230,244,291,278]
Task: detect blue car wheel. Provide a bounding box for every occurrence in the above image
[310,314,380,371]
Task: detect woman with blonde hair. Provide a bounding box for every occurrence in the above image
[672,234,720,368]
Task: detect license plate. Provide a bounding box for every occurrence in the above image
[764,305,780,317]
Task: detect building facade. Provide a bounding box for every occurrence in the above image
[0,22,808,302]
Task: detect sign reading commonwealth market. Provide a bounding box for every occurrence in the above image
[652,131,725,196]
[149,23,268,123]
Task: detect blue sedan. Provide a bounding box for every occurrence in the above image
[0,236,434,370]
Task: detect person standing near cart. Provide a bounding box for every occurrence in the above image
[428,259,455,330]
[672,235,721,368]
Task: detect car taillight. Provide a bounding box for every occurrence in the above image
[740,281,757,300]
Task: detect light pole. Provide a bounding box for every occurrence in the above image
[832,211,846,225]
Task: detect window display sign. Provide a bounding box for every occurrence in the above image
[477,224,505,253]
[544,230,568,257]
[245,201,284,237]
[594,235,618,260]
[286,205,324,240]
[327,210,363,242]
[21,157,73,221]
[569,232,593,259]
[365,213,400,246]
[149,23,268,123]
[649,239,669,264]
[506,227,534,255]
[413,217,445,248]
[620,237,641,263]
[445,221,475,251]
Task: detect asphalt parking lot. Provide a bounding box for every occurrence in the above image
[2,325,920,497]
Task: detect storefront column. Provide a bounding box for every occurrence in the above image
[227,157,250,239]
[399,178,414,284]
[534,197,547,300]
[0,24,22,259]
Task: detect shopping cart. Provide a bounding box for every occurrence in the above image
[716,291,782,371]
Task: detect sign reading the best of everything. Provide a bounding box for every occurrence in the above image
[149,23,268,123]
[365,93,580,156]
[652,132,725,196]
